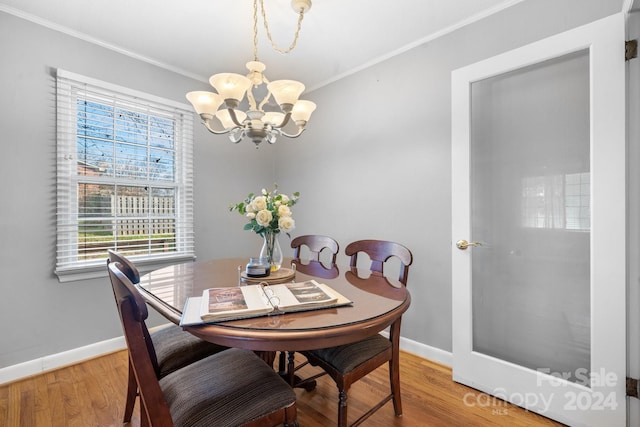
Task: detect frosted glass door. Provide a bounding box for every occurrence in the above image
[451,14,625,426]
[470,50,591,381]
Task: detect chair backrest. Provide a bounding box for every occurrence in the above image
[345,239,413,285]
[292,260,340,280]
[107,262,173,426]
[291,235,339,264]
[107,249,140,283]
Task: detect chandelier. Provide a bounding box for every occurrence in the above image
[186,0,316,148]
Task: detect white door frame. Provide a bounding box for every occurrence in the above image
[451,13,626,426]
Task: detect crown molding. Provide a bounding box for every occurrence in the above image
[0,4,208,83]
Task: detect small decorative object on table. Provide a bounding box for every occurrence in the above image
[230,184,299,272]
[245,257,271,278]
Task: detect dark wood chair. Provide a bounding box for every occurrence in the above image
[291,259,340,280]
[107,250,227,423]
[299,239,413,427]
[281,235,340,385]
[291,234,339,265]
[290,234,340,281]
[108,261,298,427]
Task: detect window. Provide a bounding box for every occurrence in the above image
[521,172,590,231]
[55,69,195,281]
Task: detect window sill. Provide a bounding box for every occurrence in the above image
[54,254,197,283]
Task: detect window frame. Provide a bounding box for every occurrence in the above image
[55,69,195,282]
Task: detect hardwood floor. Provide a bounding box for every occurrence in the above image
[0,349,564,426]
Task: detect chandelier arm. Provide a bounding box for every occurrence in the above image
[279,127,306,139]
[259,0,306,54]
[273,112,292,129]
[256,72,271,111]
[247,86,258,111]
[227,108,246,127]
[201,115,234,135]
[258,91,272,111]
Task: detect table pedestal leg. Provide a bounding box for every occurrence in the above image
[282,351,317,391]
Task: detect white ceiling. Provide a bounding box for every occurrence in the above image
[0,0,523,92]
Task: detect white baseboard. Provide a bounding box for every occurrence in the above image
[378,331,452,366]
[0,337,126,385]
[1,327,452,385]
[399,336,453,366]
[0,324,169,385]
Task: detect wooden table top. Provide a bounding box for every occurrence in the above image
[138,258,411,351]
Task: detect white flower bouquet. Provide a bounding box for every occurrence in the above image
[229,184,299,236]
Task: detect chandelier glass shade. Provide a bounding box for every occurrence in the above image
[186,0,316,147]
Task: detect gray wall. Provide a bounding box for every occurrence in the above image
[0,0,631,396]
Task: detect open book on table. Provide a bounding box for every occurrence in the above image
[180,280,352,325]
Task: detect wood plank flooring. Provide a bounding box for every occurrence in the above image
[0,349,564,426]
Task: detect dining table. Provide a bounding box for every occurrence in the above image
[137,258,411,371]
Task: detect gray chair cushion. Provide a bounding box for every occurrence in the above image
[307,334,391,373]
[152,324,227,378]
[160,348,296,427]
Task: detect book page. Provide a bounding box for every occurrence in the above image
[200,286,272,321]
[269,280,339,310]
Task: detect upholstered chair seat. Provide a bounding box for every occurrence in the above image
[152,324,227,378]
[304,334,392,374]
[160,348,297,427]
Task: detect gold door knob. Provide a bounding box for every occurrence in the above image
[456,239,481,250]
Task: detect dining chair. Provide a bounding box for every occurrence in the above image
[290,234,340,280]
[108,261,298,427]
[291,234,339,265]
[280,235,340,386]
[298,239,413,427]
[107,250,227,424]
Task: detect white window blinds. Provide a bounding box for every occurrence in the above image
[55,69,195,281]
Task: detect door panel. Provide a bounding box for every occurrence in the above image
[452,13,625,426]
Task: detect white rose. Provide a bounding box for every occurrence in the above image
[246,212,256,219]
[278,205,291,217]
[252,196,267,211]
[256,209,273,227]
[280,194,290,204]
[278,216,295,232]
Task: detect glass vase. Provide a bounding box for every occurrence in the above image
[260,231,283,272]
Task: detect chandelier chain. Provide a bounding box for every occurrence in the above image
[259,0,305,55]
[253,0,259,61]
